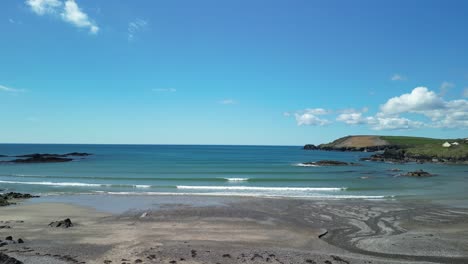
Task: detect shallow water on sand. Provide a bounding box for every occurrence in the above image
[1,144,467,205]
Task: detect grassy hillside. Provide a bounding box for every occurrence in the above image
[381,136,468,160]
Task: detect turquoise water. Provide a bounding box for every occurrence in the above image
[1,144,467,204]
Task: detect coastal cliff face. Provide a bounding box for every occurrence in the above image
[305,135,468,163]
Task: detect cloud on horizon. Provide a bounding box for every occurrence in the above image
[25,0,99,34]
[288,87,468,130]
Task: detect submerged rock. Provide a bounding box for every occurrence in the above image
[302,160,358,166]
[10,154,73,163]
[64,152,92,156]
[405,170,433,177]
[49,218,73,228]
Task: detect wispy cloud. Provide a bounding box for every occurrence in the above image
[25,0,99,34]
[128,18,148,41]
[0,84,24,93]
[439,81,454,96]
[219,99,237,105]
[390,74,406,81]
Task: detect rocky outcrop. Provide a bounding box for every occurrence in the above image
[301,160,358,166]
[405,170,433,177]
[49,218,73,228]
[303,144,318,150]
[0,192,39,207]
[0,253,23,264]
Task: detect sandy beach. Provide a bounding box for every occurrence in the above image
[1,196,467,264]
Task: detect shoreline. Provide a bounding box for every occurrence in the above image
[1,195,467,263]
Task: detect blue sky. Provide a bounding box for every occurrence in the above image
[1,0,467,145]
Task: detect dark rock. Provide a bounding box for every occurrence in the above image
[0,226,10,229]
[301,160,358,166]
[405,170,433,177]
[0,192,38,207]
[5,236,12,241]
[10,154,73,163]
[303,144,318,150]
[64,152,92,156]
[49,218,73,228]
[17,239,24,244]
[0,253,23,264]
[134,260,142,263]
[2,192,39,199]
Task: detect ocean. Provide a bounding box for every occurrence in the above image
[1,144,467,205]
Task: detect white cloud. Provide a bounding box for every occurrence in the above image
[463,88,468,98]
[61,0,99,34]
[391,74,406,81]
[440,81,454,96]
[219,99,237,105]
[367,116,423,130]
[294,108,330,126]
[380,87,444,115]
[128,19,148,41]
[336,111,367,125]
[293,87,468,130]
[152,88,176,92]
[25,0,62,15]
[25,0,98,34]
[0,84,24,93]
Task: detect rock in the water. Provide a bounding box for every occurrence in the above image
[5,236,12,241]
[302,160,357,166]
[0,253,23,264]
[49,218,73,228]
[405,170,433,177]
[9,154,72,163]
[303,144,318,150]
[64,152,92,156]
[17,238,24,244]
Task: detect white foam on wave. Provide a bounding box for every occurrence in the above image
[95,191,389,199]
[0,180,151,188]
[135,185,151,188]
[224,178,249,182]
[294,163,320,167]
[176,186,345,191]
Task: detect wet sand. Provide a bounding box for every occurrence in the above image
[1,196,468,264]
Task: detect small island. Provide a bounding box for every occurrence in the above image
[304,135,468,164]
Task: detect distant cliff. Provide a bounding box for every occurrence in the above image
[304,135,468,163]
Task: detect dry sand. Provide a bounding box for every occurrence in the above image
[1,196,468,264]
